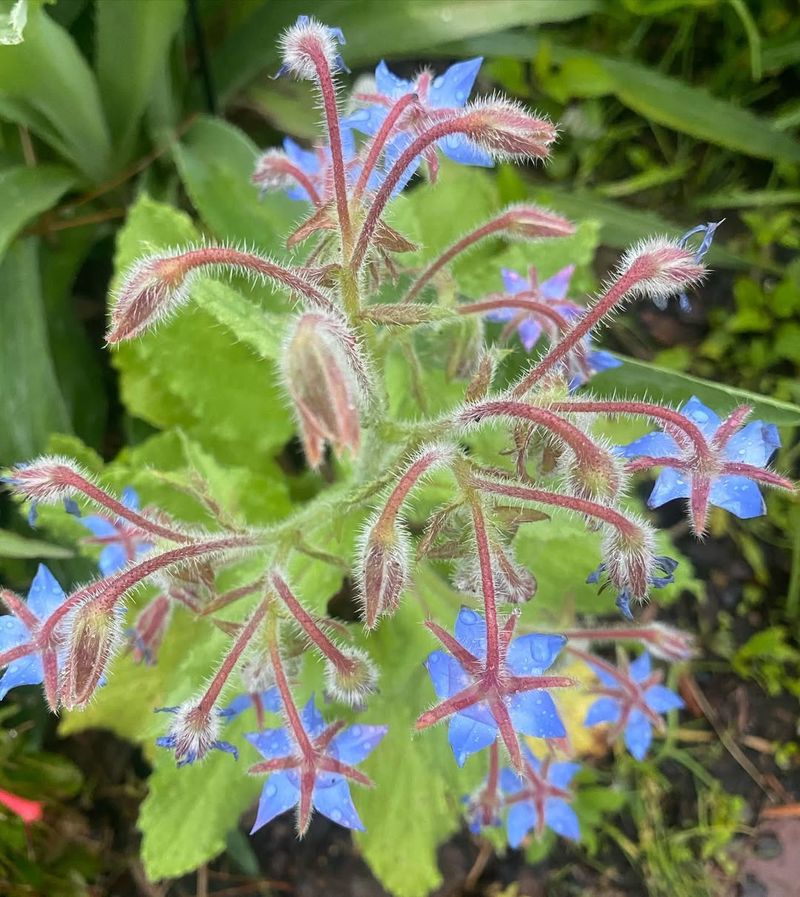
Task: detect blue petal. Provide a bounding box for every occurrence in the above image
[342,104,388,137]
[508,690,566,739]
[485,307,516,323]
[710,475,765,519]
[313,775,364,830]
[624,708,653,761]
[251,771,301,833]
[506,800,536,848]
[121,487,140,510]
[383,132,421,192]
[211,740,239,759]
[246,727,293,760]
[0,615,30,651]
[448,711,497,766]
[438,134,494,167]
[617,431,681,460]
[99,544,129,576]
[540,265,575,302]
[645,684,684,714]
[26,564,65,620]
[648,467,691,509]
[584,697,621,727]
[506,633,565,676]
[545,798,580,840]
[587,662,618,689]
[301,697,326,738]
[628,651,651,683]
[548,761,581,791]
[499,767,523,793]
[224,694,255,719]
[454,607,487,659]
[79,515,118,538]
[588,350,622,373]
[723,421,780,467]
[680,396,721,440]
[0,653,44,700]
[501,267,526,295]
[329,723,387,765]
[425,650,470,701]
[375,59,412,98]
[283,137,319,175]
[517,318,542,353]
[429,57,482,108]
[261,687,282,713]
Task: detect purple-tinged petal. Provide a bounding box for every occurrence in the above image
[26,564,66,620]
[448,711,498,766]
[588,350,622,373]
[644,684,684,714]
[485,307,516,323]
[544,798,580,840]
[375,59,412,98]
[517,318,542,353]
[245,727,293,760]
[429,57,482,108]
[723,421,780,466]
[506,633,565,676]
[617,431,681,460]
[709,475,765,519]
[507,800,537,848]
[548,761,581,791]
[313,775,364,830]
[425,650,471,701]
[624,708,653,760]
[501,267,526,295]
[584,697,621,727]
[210,740,238,759]
[648,467,691,509]
[540,265,575,302]
[587,662,618,689]
[329,724,387,765]
[508,690,566,739]
[628,651,651,683]
[250,771,300,832]
[680,396,721,439]
[282,137,319,174]
[454,607,487,660]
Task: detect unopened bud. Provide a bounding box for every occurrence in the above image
[161,563,216,613]
[252,149,302,194]
[157,702,224,765]
[357,518,410,629]
[454,541,536,605]
[465,352,496,403]
[463,98,557,162]
[642,622,696,663]
[278,15,347,80]
[282,313,363,468]
[600,518,668,607]
[128,594,172,665]
[619,238,706,307]
[500,204,574,240]
[5,455,85,504]
[561,440,625,504]
[61,600,121,709]
[324,645,378,706]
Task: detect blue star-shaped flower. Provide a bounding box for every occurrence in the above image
[500,746,581,846]
[618,396,781,521]
[220,687,281,729]
[0,565,66,701]
[246,697,386,834]
[423,608,568,767]
[583,651,684,760]
[78,487,153,576]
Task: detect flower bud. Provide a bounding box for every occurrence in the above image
[5,455,86,504]
[161,562,216,613]
[324,645,378,706]
[618,238,706,307]
[282,313,363,468]
[157,702,223,766]
[500,204,574,240]
[128,594,172,665]
[278,15,347,80]
[453,541,536,605]
[251,149,303,195]
[61,600,122,709]
[357,518,410,629]
[642,622,696,663]
[463,98,557,161]
[600,520,656,604]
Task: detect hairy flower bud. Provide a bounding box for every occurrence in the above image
[357,517,411,629]
[453,540,536,605]
[500,204,574,240]
[282,313,364,468]
[601,520,656,604]
[641,622,697,663]
[5,455,86,504]
[61,600,122,709]
[278,15,346,80]
[251,149,304,194]
[157,702,225,766]
[617,238,706,306]
[324,645,378,706]
[462,98,557,161]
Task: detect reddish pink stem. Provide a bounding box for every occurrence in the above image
[255,157,322,206]
[722,463,795,490]
[354,92,419,201]
[271,573,355,674]
[458,293,572,333]
[269,637,314,756]
[0,590,38,629]
[199,599,269,712]
[0,642,36,668]
[375,448,447,534]
[469,500,500,671]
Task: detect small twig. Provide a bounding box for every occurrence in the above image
[464,839,493,892]
[18,125,36,167]
[195,864,208,897]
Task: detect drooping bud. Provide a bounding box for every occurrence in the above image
[453,540,536,605]
[251,149,308,195]
[357,517,411,629]
[61,600,122,709]
[617,238,706,308]
[160,562,216,613]
[324,645,378,706]
[640,622,697,663]
[499,204,574,240]
[462,98,557,162]
[5,455,86,505]
[464,352,497,403]
[282,312,364,468]
[128,594,172,665]
[156,702,236,766]
[600,518,656,604]
[278,15,347,81]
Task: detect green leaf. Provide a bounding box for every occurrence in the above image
[213,0,599,104]
[0,3,111,180]
[0,164,75,259]
[0,529,73,559]
[111,194,295,469]
[173,116,298,253]
[95,0,186,159]
[592,354,800,425]
[0,237,71,461]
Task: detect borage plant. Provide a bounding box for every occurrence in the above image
[2,15,795,894]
